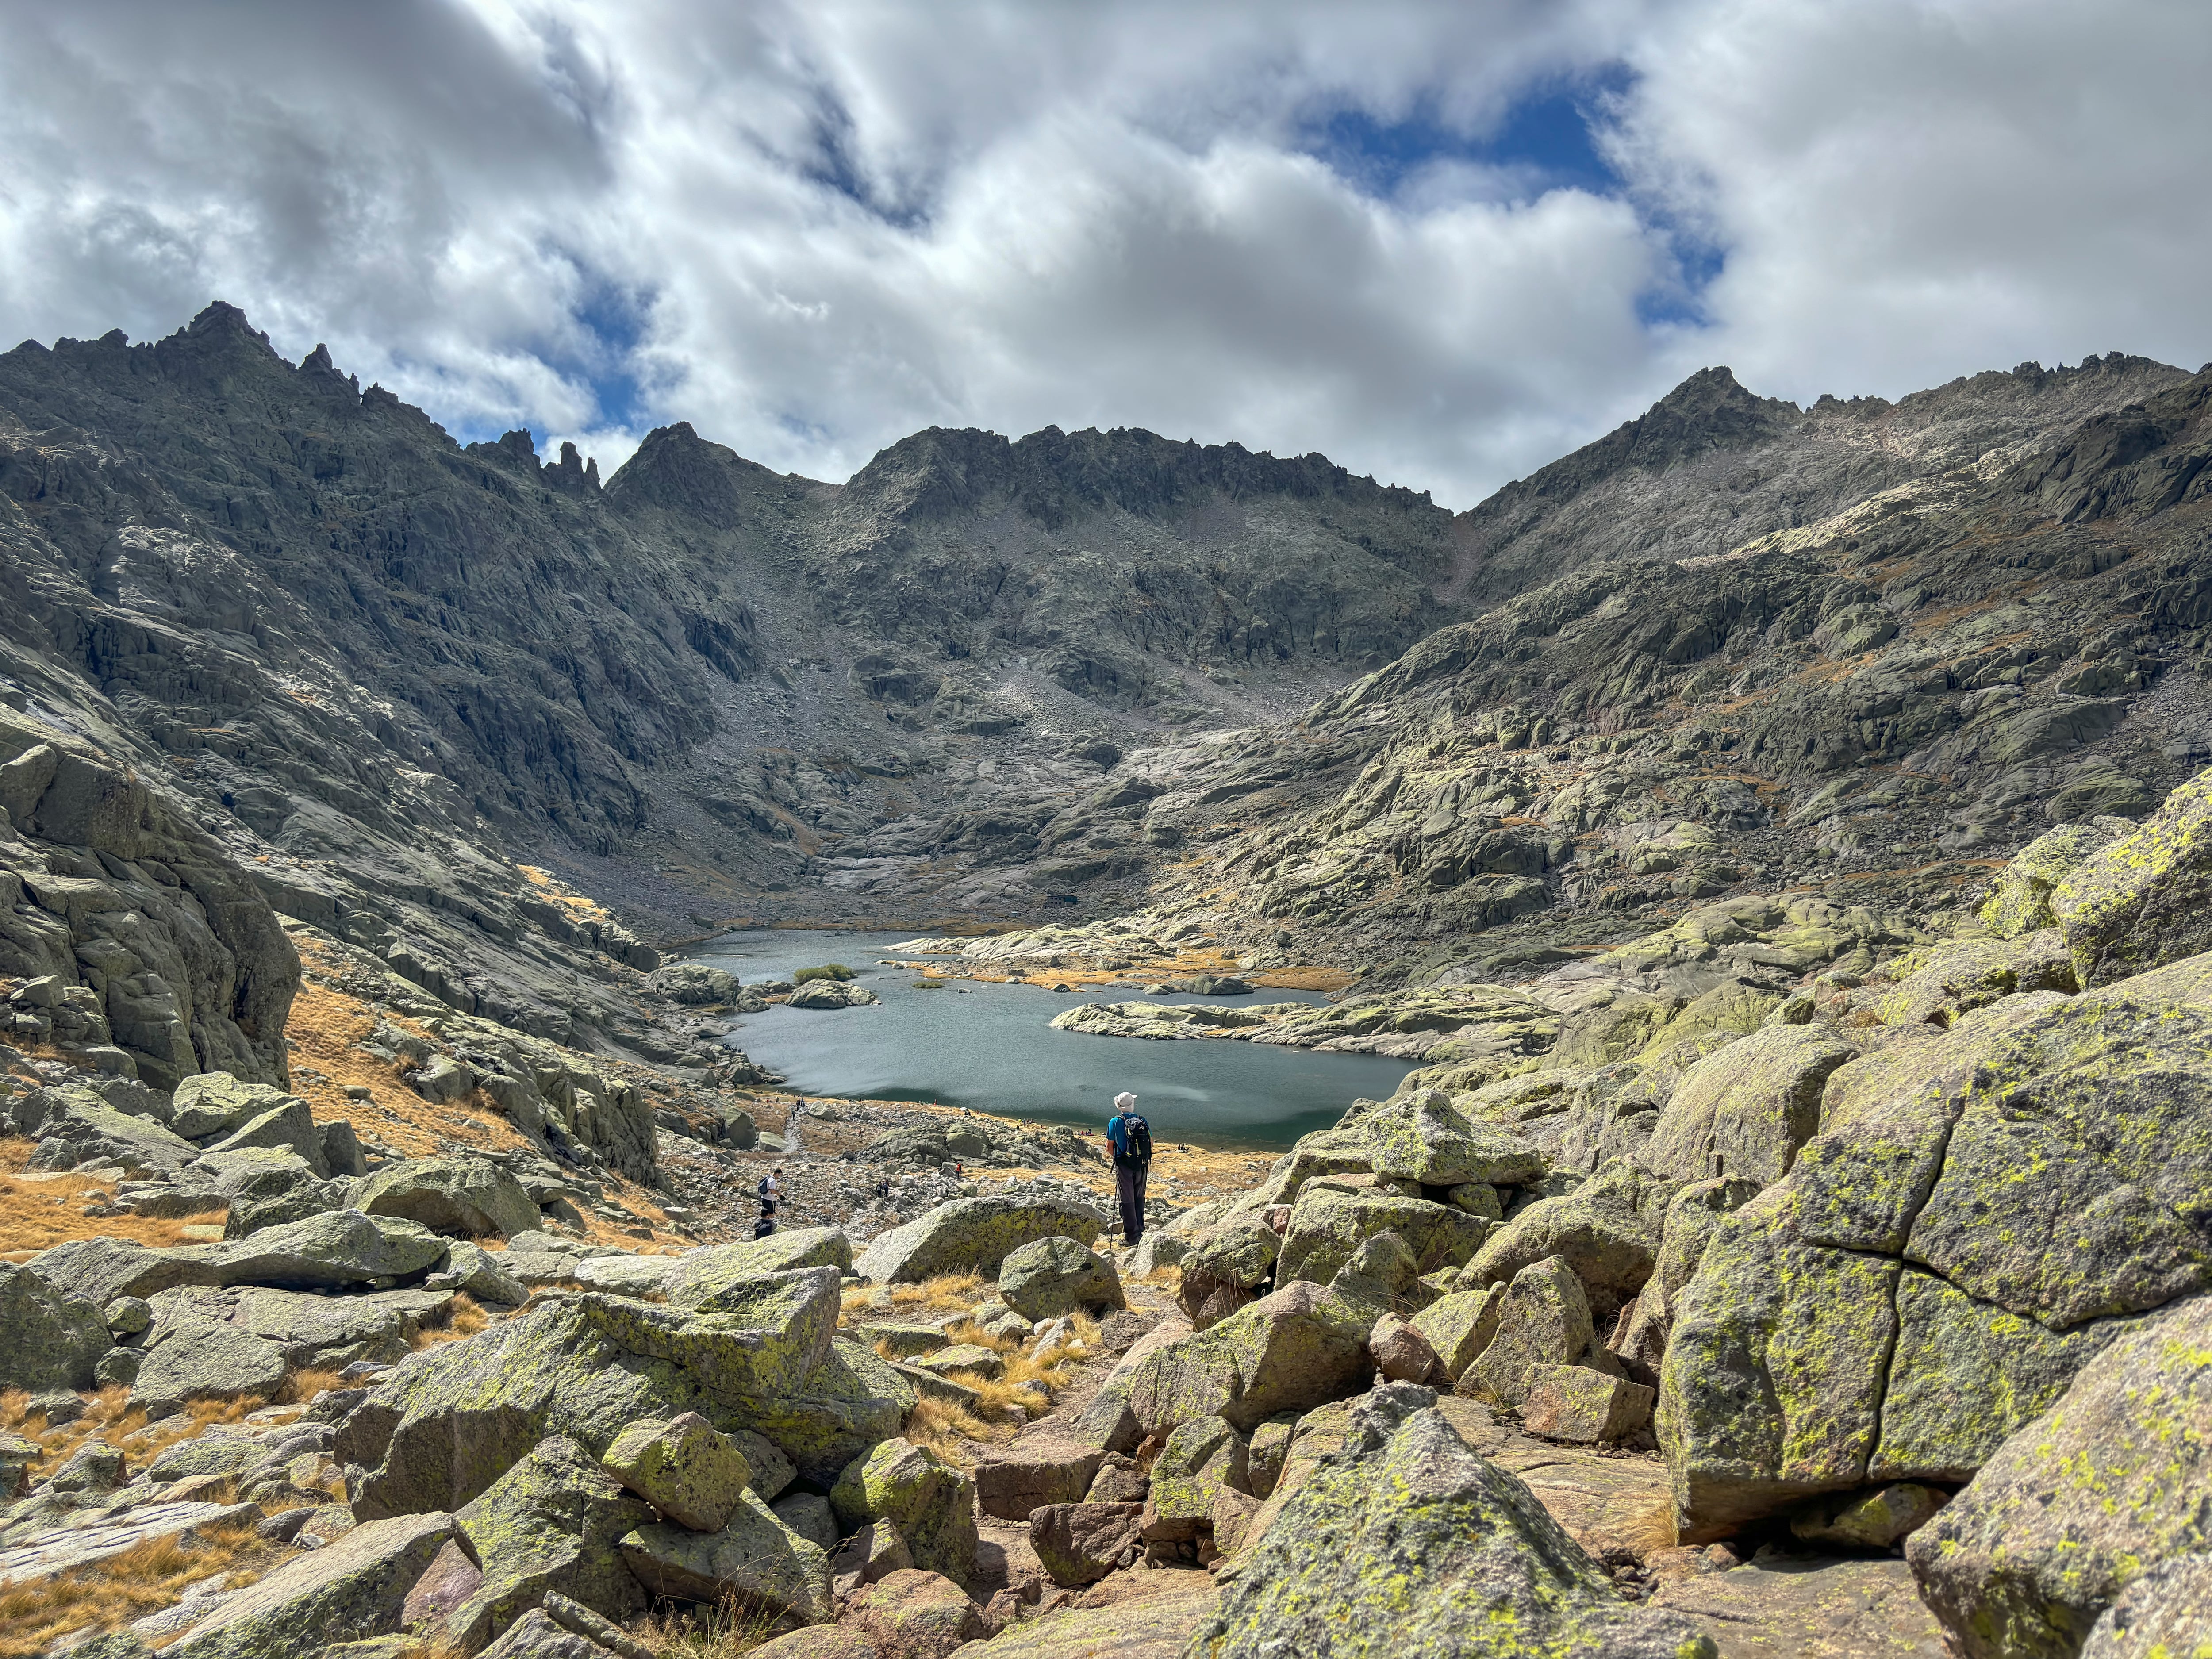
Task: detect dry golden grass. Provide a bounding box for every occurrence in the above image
[1617,1494,1681,1559]
[902,1395,1009,1465]
[885,1271,986,1315]
[842,1271,989,1329]
[408,1292,490,1349]
[0,1519,271,1657]
[635,1594,790,1657]
[275,1367,348,1406]
[920,1312,1104,1426]
[1,1387,270,1482]
[0,1139,226,1256]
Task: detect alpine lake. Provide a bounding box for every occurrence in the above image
[692,928,1413,1152]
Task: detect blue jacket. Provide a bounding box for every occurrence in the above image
[1106,1114,1133,1159]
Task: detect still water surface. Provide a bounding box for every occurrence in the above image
[692,929,1411,1151]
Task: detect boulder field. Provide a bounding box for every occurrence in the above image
[5,769,2212,1656]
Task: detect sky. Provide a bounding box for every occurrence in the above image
[1,0,2208,509]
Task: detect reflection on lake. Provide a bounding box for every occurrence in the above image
[691,929,1411,1152]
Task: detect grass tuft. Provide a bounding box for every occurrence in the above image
[276,1367,349,1407]
[635,1593,790,1656]
[408,1292,491,1349]
[885,1271,986,1317]
[902,1395,1007,1466]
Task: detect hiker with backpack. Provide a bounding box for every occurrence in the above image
[753,1166,783,1238]
[1107,1092,1152,1246]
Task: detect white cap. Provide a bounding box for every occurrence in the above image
[1113,1092,1137,1112]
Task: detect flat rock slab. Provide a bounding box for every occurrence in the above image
[1651,1557,1949,1659]
[1436,1396,1673,1560]
[947,1584,1217,1657]
[0,1499,259,1583]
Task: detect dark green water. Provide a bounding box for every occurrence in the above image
[692,929,1411,1152]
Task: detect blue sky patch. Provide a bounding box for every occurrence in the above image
[1308,66,1631,202]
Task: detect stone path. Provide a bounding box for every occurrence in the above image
[1651,1555,1950,1659]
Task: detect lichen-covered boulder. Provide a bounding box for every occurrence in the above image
[600,1412,752,1533]
[1791,1482,1947,1550]
[666,1227,854,1308]
[1978,819,2129,938]
[1464,1256,1595,1408]
[1642,1025,1861,1187]
[1659,971,2212,1538]
[844,1567,990,1658]
[1185,1384,1718,1658]
[199,1095,330,1177]
[1906,1292,2212,1659]
[649,963,740,1005]
[853,1194,1103,1284]
[0,1259,111,1392]
[1277,1184,1490,1286]
[1359,1089,1545,1187]
[830,1437,978,1587]
[438,1240,529,1306]
[1867,932,2078,1028]
[336,1270,895,1514]
[352,1157,540,1239]
[2052,766,2212,985]
[1176,1218,1279,1329]
[170,1071,298,1141]
[1469,1158,1681,1315]
[1522,1365,1653,1444]
[192,1208,449,1289]
[16,1089,200,1176]
[2079,1554,2212,1659]
[998,1235,1124,1321]
[1144,1415,1249,1539]
[1218,1129,1371,1217]
[786,977,879,1009]
[1611,1175,1759,1385]
[445,1434,653,1647]
[132,1310,290,1415]
[1125,1280,1371,1436]
[168,1510,460,1657]
[1410,1284,1505,1381]
[1029,1501,1144,1586]
[209,1150,345,1237]
[619,1493,833,1626]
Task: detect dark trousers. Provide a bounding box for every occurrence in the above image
[1115,1161,1148,1244]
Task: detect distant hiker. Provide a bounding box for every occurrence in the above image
[1107,1091,1152,1246]
[757,1166,782,1217]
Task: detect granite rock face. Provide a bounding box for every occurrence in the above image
[1906,1291,2212,1659]
[1658,954,2212,1536]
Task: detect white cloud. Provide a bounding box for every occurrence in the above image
[1613,0,2212,401]
[0,0,2203,508]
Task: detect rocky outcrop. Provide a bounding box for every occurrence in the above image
[0,709,297,1090]
[1658,948,2212,1536]
[1906,1291,2212,1658]
[1188,1383,1717,1657]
